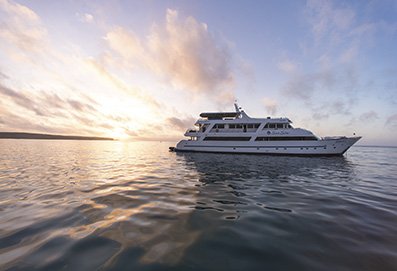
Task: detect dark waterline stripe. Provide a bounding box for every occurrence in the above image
[184,145,328,149]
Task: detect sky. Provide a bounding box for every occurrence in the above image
[0,0,396,145]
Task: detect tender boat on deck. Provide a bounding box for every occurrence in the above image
[171,104,361,156]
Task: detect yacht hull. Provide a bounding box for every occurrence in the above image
[174,137,361,156]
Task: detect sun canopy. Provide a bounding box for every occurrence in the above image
[199,112,239,119]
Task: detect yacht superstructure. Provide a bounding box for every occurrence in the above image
[171,104,361,156]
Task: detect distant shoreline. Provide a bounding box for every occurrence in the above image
[355,144,397,149]
[0,132,114,141]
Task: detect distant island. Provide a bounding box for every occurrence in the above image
[0,132,114,141]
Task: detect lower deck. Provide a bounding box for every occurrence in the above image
[172,137,361,156]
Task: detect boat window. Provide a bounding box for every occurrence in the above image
[255,136,318,141]
[204,137,251,141]
[264,123,291,129]
[228,123,260,129]
[214,124,225,129]
[247,123,260,129]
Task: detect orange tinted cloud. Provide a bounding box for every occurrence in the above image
[105,9,235,102]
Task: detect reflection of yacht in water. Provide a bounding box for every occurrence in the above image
[170,104,361,156]
[178,151,354,216]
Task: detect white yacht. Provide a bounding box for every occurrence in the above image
[171,104,361,156]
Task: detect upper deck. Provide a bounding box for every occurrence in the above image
[184,103,316,138]
[199,112,240,120]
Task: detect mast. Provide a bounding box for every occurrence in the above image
[234,102,241,113]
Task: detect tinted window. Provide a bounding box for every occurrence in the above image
[255,136,318,141]
[204,137,251,141]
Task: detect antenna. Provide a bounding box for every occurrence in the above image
[234,101,240,113]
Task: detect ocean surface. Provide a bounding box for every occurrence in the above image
[0,140,396,271]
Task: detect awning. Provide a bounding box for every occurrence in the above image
[199,112,239,119]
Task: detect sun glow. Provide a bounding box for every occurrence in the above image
[109,128,130,140]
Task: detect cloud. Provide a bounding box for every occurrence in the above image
[67,99,96,113]
[0,0,48,55]
[0,1,164,139]
[104,27,144,60]
[149,9,234,92]
[83,13,94,23]
[304,0,397,66]
[311,99,353,122]
[0,78,104,119]
[262,98,278,115]
[386,113,397,128]
[166,116,195,131]
[0,0,38,21]
[277,59,297,73]
[86,58,161,109]
[359,111,378,122]
[328,100,350,115]
[313,112,329,120]
[0,70,8,79]
[305,0,355,43]
[0,111,64,134]
[105,9,235,99]
[0,82,46,116]
[281,70,336,101]
[76,12,94,24]
[0,78,132,136]
[339,45,358,64]
[327,100,350,112]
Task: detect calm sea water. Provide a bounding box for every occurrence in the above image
[0,140,396,271]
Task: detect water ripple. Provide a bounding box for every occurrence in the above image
[0,141,396,270]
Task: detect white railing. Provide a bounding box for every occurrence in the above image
[185,129,199,133]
